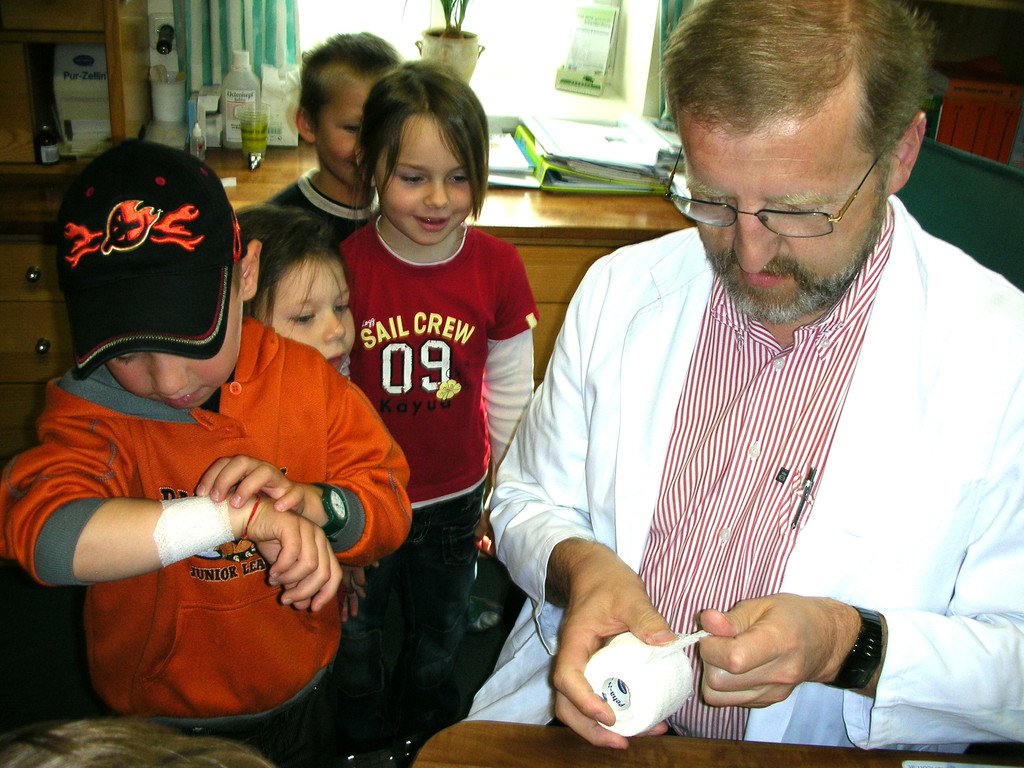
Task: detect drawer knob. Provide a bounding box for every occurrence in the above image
[35,338,51,355]
[25,266,42,283]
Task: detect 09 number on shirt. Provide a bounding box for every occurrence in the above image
[380,340,451,395]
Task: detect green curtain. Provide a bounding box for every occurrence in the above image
[174,0,300,94]
[658,0,697,125]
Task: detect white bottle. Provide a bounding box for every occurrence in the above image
[221,50,260,149]
[190,120,207,161]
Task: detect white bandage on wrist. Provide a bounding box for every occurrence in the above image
[153,496,234,567]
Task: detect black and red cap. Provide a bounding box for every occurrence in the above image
[56,140,242,378]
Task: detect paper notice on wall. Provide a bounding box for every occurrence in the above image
[556,6,618,97]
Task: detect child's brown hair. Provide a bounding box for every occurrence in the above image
[358,61,489,217]
[298,33,401,126]
[237,204,342,322]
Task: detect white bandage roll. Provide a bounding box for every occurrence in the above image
[153,496,234,567]
[583,630,707,737]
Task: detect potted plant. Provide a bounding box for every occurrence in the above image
[416,0,485,83]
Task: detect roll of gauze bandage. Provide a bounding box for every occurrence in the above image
[583,630,707,736]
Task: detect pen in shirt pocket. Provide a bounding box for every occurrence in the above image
[791,467,817,529]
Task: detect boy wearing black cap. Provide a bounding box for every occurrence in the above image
[0,141,411,767]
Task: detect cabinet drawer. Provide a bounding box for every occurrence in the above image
[0,240,62,300]
[0,301,72,382]
[0,0,104,31]
[518,245,609,303]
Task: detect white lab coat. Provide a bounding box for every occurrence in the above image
[469,198,1024,749]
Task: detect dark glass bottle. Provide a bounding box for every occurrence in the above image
[35,125,60,165]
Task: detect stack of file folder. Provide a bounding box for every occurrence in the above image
[487,132,541,188]
[513,115,679,193]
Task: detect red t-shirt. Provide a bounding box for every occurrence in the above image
[343,223,538,503]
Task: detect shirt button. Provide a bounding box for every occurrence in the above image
[773,358,786,371]
[229,382,242,395]
[719,527,731,544]
[748,441,761,460]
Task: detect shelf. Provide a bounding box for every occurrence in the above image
[0,160,90,182]
[0,30,105,44]
[0,0,150,176]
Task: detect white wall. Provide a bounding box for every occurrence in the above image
[297,0,662,119]
[145,0,665,119]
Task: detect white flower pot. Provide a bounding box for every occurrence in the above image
[416,29,485,83]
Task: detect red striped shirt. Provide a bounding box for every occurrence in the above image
[638,210,894,739]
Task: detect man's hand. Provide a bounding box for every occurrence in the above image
[549,540,677,748]
[698,594,868,708]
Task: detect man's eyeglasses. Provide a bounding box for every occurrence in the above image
[664,150,879,238]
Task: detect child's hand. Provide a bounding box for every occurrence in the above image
[196,455,306,513]
[243,495,343,612]
[338,565,368,621]
[474,507,496,557]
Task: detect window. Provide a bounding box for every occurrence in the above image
[296,0,662,119]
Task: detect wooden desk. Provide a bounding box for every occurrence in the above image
[203,144,682,244]
[412,722,1024,768]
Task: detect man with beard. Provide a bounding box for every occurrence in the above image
[468,0,1024,752]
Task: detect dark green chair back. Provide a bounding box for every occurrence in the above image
[897,138,1024,291]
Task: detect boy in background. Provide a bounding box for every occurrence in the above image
[271,32,402,249]
[0,141,411,768]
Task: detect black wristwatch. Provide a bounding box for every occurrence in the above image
[828,606,884,690]
[312,483,349,537]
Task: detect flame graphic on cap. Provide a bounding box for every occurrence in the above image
[64,200,204,268]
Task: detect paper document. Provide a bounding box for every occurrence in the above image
[487,132,540,188]
[565,6,617,74]
[489,133,534,174]
[523,114,675,174]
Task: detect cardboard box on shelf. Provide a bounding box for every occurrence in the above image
[930,59,1023,103]
[930,58,1024,165]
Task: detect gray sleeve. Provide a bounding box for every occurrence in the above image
[33,498,105,586]
[328,486,366,555]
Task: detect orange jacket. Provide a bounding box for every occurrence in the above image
[0,318,410,719]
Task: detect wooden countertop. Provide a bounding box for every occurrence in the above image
[412,721,1024,768]
[0,143,684,245]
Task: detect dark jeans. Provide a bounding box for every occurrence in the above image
[174,669,336,768]
[334,482,484,752]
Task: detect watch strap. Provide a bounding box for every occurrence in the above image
[312,483,348,537]
[828,606,884,690]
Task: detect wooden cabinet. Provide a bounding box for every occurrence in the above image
[0,42,35,162]
[0,239,73,460]
[0,0,150,172]
[0,0,150,460]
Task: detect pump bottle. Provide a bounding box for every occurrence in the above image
[221,50,260,149]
